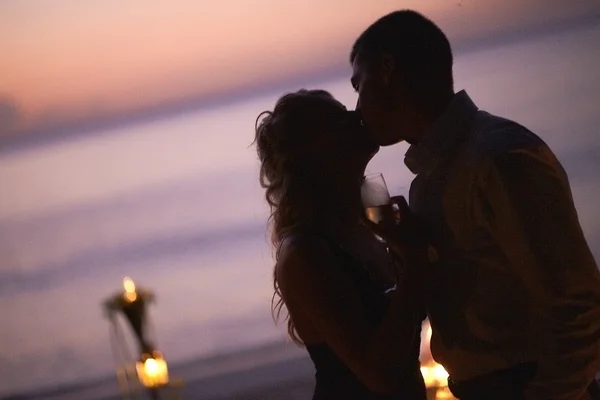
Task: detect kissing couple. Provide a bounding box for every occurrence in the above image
[254,10,600,400]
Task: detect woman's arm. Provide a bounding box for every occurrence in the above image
[277,235,423,394]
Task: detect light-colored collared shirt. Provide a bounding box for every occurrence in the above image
[406,90,600,399]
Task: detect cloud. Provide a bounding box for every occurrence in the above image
[0,222,266,296]
[0,167,270,296]
[0,97,19,136]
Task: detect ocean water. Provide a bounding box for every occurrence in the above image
[1,23,599,397]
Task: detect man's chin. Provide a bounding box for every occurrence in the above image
[367,144,380,159]
[369,126,406,146]
[380,137,405,146]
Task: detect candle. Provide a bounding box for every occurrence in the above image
[136,351,170,389]
[123,276,137,302]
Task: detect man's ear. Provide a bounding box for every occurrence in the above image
[381,53,395,86]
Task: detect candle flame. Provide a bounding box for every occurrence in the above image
[421,320,451,392]
[123,276,136,292]
[123,276,137,302]
[136,353,169,388]
[421,363,449,387]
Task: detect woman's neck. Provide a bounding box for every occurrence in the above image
[313,178,364,232]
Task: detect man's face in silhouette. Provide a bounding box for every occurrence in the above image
[351,55,403,146]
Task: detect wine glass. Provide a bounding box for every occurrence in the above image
[361,173,396,225]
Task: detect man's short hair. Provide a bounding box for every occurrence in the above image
[351,10,454,100]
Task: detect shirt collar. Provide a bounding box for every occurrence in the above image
[404,90,478,174]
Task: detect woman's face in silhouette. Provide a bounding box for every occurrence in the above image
[306,96,379,177]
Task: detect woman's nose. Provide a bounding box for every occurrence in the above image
[354,99,364,126]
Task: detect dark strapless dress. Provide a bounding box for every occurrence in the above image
[306,239,427,400]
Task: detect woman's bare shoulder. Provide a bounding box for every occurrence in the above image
[276,234,338,289]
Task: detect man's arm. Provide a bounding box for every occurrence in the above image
[494,145,600,399]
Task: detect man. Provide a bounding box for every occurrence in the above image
[351,10,600,400]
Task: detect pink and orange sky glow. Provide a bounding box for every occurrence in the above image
[1,0,599,140]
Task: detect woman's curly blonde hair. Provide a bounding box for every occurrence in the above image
[253,89,348,344]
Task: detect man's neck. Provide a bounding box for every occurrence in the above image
[405,91,455,145]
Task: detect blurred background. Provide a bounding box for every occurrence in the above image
[1,0,599,398]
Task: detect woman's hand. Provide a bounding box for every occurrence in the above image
[365,196,430,260]
[365,196,430,313]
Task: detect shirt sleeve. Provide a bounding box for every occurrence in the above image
[493,145,600,400]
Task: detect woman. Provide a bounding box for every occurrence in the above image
[254,89,426,399]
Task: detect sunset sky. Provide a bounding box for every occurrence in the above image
[2,0,599,141]
[0,1,599,396]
